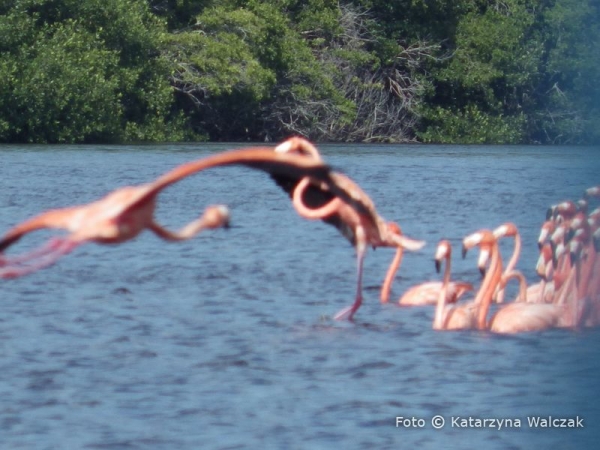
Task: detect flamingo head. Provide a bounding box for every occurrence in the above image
[549,225,565,258]
[462,229,494,258]
[566,213,590,244]
[274,137,322,161]
[462,230,495,277]
[201,205,231,230]
[386,222,402,236]
[568,237,585,266]
[584,185,600,199]
[577,198,588,215]
[434,240,451,273]
[556,201,577,222]
[493,222,518,239]
[537,220,556,250]
[536,243,553,280]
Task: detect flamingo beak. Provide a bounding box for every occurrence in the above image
[435,259,441,274]
[462,245,468,259]
[569,250,579,266]
[479,267,486,277]
[553,241,566,270]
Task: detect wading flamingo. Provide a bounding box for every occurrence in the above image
[481,241,583,334]
[271,137,425,320]
[488,246,589,334]
[0,147,341,278]
[493,222,547,304]
[538,220,556,250]
[486,271,570,333]
[381,234,473,306]
[547,200,578,223]
[432,240,478,330]
[461,229,504,330]
[432,230,506,331]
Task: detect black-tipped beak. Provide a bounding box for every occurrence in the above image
[462,246,468,259]
[479,266,486,277]
[570,251,579,266]
[565,229,575,244]
[435,259,441,274]
[537,241,544,251]
[546,207,553,221]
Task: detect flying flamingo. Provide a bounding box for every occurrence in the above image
[0,147,342,278]
[271,137,425,320]
[0,204,231,278]
[381,233,473,306]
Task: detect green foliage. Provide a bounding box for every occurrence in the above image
[164,1,348,140]
[0,0,598,144]
[0,0,188,143]
[418,105,525,144]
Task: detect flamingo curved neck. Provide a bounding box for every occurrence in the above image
[475,243,501,329]
[380,247,403,303]
[291,177,342,219]
[505,233,521,273]
[433,255,451,329]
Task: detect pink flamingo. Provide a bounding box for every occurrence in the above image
[585,186,600,199]
[461,230,505,330]
[381,234,473,306]
[432,240,479,330]
[537,220,556,249]
[432,230,505,331]
[526,243,556,304]
[0,147,340,278]
[272,137,425,320]
[487,272,571,334]
[486,235,588,334]
[493,222,548,304]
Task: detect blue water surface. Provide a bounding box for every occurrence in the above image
[0,143,599,449]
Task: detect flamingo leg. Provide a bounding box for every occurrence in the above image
[0,237,70,265]
[0,238,80,278]
[334,227,367,321]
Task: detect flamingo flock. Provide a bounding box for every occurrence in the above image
[0,137,597,334]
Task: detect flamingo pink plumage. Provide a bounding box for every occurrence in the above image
[271,137,425,320]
